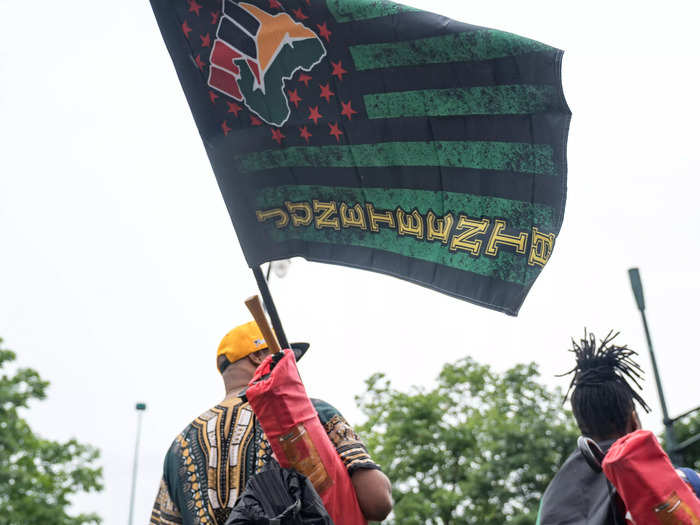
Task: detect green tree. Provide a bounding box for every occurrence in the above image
[0,338,103,524]
[356,357,578,525]
[675,412,700,470]
[659,411,700,470]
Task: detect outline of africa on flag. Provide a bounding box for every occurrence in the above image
[208,0,327,126]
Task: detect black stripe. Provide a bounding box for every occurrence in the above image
[223,0,261,36]
[222,113,568,152]
[337,13,496,47]
[343,51,562,94]
[238,238,529,316]
[213,165,564,218]
[218,16,258,59]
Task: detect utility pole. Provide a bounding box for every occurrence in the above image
[128,402,147,525]
[628,268,683,464]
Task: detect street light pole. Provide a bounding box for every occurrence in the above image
[128,402,147,525]
[627,268,682,464]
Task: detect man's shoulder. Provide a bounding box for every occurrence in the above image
[165,406,217,450]
[191,398,251,427]
[166,399,251,454]
[160,398,259,521]
[310,398,343,425]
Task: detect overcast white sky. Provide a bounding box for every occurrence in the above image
[1,0,700,523]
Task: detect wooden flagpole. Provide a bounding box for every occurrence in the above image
[251,266,289,349]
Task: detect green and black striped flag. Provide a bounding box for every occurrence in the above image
[149,0,570,315]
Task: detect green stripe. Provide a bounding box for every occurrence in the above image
[239,141,555,176]
[327,0,418,23]
[258,185,555,231]
[350,30,552,70]
[364,85,558,119]
[256,186,548,286]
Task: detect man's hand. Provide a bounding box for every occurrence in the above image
[351,468,393,522]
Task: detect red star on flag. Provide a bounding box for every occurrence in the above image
[329,122,344,142]
[195,54,206,70]
[299,126,312,143]
[250,115,263,126]
[209,90,219,104]
[210,11,220,24]
[308,106,323,125]
[227,102,242,116]
[271,128,285,144]
[182,20,192,38]
[292,8,308,20]
[287,89,302,108]
[221,121,231,136]
[298,73,312,87]
[317,22,332,42]
[341,100,358,120]
[200,33,211,48]
[331,60,348,81]
[188,0,202,15]
[269,0,282,9]
[319,83,335,103]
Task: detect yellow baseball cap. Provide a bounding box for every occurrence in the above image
[217,321,268,365]
[216,321,310,373]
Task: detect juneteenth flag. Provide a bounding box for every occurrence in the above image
[149,0,570,315]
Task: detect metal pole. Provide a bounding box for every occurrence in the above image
[670,405,700,424]
[252,266,289,349]
[638,309,673,425]
[628,268,682,464]
[128,402,147,525]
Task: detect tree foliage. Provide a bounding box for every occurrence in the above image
[356,357,578,525]
[0,338,103,525]
[675,412,700,470]
[659,411,700,471]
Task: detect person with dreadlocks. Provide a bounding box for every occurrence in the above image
[536,330,650,525]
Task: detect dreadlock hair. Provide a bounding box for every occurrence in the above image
[561,330,651,440]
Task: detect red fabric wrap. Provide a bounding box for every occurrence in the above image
[603,430,700,524]
[246,350,367,525]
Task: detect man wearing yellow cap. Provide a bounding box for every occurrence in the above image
[150,321,392,525]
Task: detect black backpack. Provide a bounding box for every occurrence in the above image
[537,438,626,525]
[225,464,334,525]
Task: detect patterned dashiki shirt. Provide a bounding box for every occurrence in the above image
[150,397,378,525]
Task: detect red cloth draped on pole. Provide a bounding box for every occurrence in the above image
[603,430,700,524]
[246,349,367,525]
